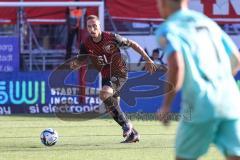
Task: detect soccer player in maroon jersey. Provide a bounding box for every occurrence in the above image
[72,15,157,143]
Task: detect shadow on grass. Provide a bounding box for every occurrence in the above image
[0,113,182,121]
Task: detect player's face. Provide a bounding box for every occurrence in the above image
[156,0,167,18]
[87,19,101,38]
[152,52,159,60]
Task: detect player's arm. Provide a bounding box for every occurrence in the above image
[221,31,240,75]
[157,51,184,125]
[114,34,157,74]
[155,29,184,124]
[128,40,151,61]
[163,52,184,107]
[230,51,240,76]
[70,43,88,69]
[130,40,158,74]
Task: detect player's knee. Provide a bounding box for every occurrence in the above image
[99,86,113,101]
[104,96,118,108]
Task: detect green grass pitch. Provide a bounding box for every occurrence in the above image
[0,115,224,160]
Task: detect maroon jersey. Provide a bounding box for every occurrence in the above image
[79,32,130,78]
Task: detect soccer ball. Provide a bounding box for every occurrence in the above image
[40,128,58,146]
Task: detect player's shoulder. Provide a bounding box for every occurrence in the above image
[186,9,222,34]
[102,31,116,38]
[81,35,92,46]
[156,9,212,37]
[181,9,218,28]
[155,20,176,40]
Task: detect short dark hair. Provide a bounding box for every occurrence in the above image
[153,49,159,54]
[87,15,99,21]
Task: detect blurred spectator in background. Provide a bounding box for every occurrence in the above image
[137,48,165,71]
[150,48,165,65]
[65,0,83,60]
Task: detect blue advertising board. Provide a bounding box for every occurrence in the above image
[0,36,19,72]
[0,71,239,115]
[0,71,180,115]
[0,71,97,115]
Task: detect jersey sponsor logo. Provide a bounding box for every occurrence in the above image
[0,80,46,105]
[88,50,94,54]
[103,42,118,54]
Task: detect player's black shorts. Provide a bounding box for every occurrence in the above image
[102,78,113,87]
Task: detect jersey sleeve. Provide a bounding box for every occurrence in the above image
[114,34,131,48]
[155,27,181,59]
[221,31,239,57]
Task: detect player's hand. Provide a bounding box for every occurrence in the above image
[156,105,171,126]
[145,59,157,74]
[70,60,81,69]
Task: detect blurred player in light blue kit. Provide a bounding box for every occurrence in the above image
[155,0,240,159]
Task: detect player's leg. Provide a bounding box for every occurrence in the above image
[100,85,129,127]
[100,85,135,138]
[114,95,140,143]
[111,77,140,143]
[100,77,139,142]
[213,119,240,160]
[175,119,220,160]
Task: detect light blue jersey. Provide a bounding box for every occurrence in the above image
[155,9,240,122]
